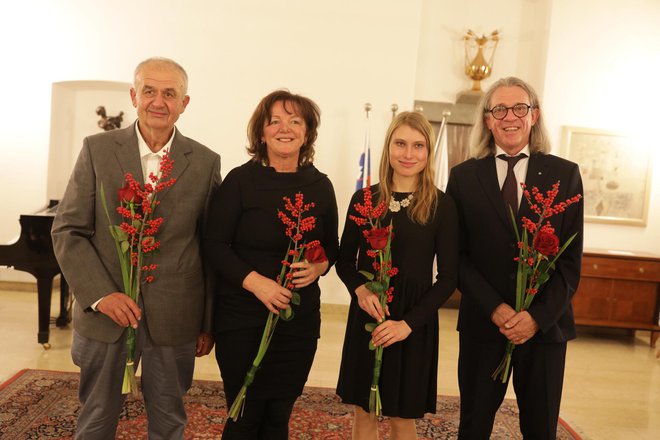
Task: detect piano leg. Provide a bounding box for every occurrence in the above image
[36,275,54,348]
[56,274,71,327]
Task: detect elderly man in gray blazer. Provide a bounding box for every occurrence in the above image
[52,57,221,440]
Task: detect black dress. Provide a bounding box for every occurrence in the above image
[205,160,339,404]
[335,186,458,418]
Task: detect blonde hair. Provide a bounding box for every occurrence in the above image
[377,112,438,224]
[470,76,551,159]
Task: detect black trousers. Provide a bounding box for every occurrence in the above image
[457,332,567,440]
[215,328,317,440]
[221,396,296,440]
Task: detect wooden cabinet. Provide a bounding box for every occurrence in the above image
[572,249,660,347]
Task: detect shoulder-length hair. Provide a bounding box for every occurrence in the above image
[378,111,438,225]
[470,76,551,159]
[247,89,321,166]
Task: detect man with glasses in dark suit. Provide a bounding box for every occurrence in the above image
[446,77,583,439]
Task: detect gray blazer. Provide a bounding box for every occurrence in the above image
[52,123,221,346]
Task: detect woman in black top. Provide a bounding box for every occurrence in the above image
[205,90,339,439]
[336,112,458,439]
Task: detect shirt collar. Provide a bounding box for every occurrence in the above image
[495,144,530,158]
[135,121,176,158]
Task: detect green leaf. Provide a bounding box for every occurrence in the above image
[358,270,375,281]
[120,240,130,254]
[366,281,384,293]
[537,272,550,284]
[364,322,377,332]
[368,340,376,351]
[291,292,301,306]
[110,225,128,241]
[279,307,294,321]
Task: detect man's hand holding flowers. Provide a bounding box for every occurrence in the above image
[501,311,539,345]
[490,303,516,328]
[96,292,142,329]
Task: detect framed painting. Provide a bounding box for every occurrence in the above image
[562,126,651,226]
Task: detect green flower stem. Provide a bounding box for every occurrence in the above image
[228,215,308,421]
[491,341,515,383]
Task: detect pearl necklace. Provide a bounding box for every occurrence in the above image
[389,193,413,212]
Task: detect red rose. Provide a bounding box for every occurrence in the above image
[533,231,559,256]
[366,227,389,250]
[118,182,142,204]
[304,245,327,263]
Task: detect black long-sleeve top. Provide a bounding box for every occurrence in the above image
[205,160,339,338]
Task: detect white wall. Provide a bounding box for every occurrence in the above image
[1,0,659,302]
[414,0,552,102]
[0,0,424,303]
[543,0,660,254]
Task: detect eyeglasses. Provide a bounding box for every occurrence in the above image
[485,103,536,120]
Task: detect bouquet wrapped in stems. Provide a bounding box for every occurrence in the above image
[348,187,398,416]
[227,192,327,422]
[100,151,176,395]
[492,181,582,383]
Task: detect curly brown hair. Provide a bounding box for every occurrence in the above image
[247,90,321,166]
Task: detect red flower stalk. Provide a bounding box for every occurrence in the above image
[100,149,176,396]
[348,186,398,416]
[228,192,327,422]
[492,180,582,383]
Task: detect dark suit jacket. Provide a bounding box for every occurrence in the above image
[446,152,583,343]
[52,123,221,346]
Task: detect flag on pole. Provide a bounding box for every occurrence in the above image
[433,113,450,191]
[356,103,372,190]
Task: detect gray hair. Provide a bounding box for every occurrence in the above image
[469,76,551,159]
[133,57,189,95]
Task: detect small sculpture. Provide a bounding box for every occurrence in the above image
[463,29,499,92]
[96,106,124,131]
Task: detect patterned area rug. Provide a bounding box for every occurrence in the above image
[0,369,582,439]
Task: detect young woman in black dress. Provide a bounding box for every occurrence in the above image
[205,90,339,439]
[336,112,458,439]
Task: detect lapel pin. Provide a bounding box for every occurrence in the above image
[538,171,542,175]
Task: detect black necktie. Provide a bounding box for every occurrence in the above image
[498,153,527,215]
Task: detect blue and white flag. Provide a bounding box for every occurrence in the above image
[356,107,371,190]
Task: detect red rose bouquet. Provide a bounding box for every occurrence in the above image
[349,187,398,416]
[100,150,176,395]
[492,181,582,382]
[228,192,327,421]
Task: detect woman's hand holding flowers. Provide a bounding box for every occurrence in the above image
[243,271,292,314]
[371,319,411,348]
[290,260,329,288]
[356,284,388,322]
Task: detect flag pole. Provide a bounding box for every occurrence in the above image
[391,103,398,121]
[433,110,451,191]
[363,103,372,189]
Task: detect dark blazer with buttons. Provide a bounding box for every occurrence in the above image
[446,152,583,343]
[52,123,221,346]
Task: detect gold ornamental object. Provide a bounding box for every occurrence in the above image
[463,29,499,92]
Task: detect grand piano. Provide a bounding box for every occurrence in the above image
[0,200,70,347]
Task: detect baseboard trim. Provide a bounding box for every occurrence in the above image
[0,279,61,293]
